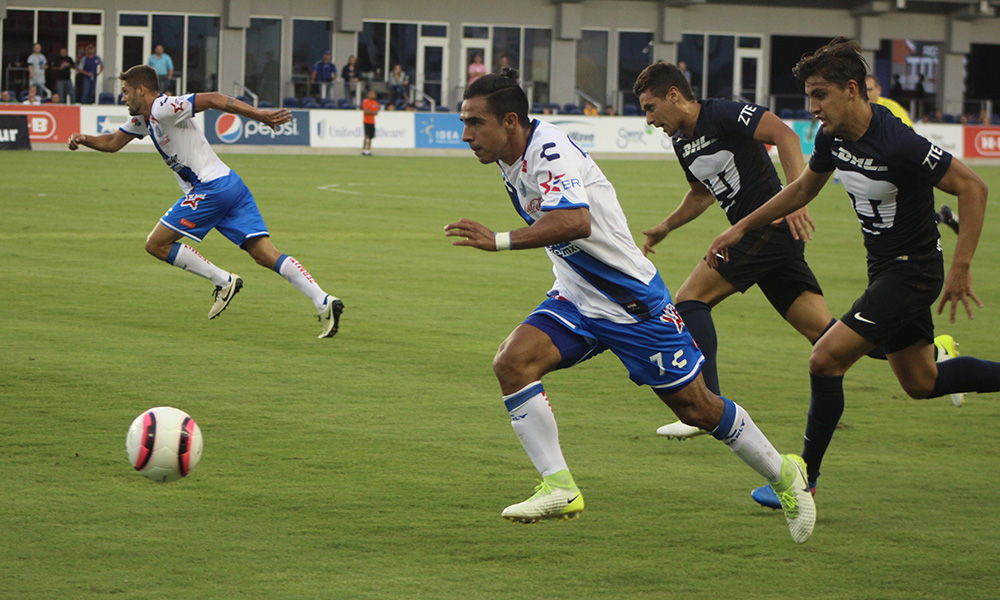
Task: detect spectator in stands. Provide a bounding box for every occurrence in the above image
[148,45,174,94]
[22,85,42,105]
[311,51,337,100]
[865,75,912,127]
[388,64,409,103]
[0,91,15,103]
[362,89,379,156]
[342,55,360,101]
[603,105,615,116]
[889,74,903,99]
[583,101,599,116]
[677,60,692,82]
[468,53,487,85]
[78,45,103,104]
[27,43,47,98]
[496,55,511,73]
[51,47,76,103]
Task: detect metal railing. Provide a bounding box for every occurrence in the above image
[232,81,259,108]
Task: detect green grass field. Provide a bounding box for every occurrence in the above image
[1,149,998,599]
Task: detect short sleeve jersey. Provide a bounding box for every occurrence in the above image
[119,94,231,194]
[672,99,783,225]
[313,61,337,83]
[27,54,46,84]
[500,120,668,323]
[361,98,379,124]
[810,103,951,262]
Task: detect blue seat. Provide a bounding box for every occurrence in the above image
[282,97,299,108]
[18,90,29,102]
[300,97,320,109]
[943,113,958,124]
[622,104,639,116]
[435,104,450,112]
[531,102,543,114]
[98,92,116,105]
[778,107,794,119]
[795,108,812,120]
[563,103,582,115]
[236,95,253,105]
[337,98,355,109]
[546,103,561,114]
[320,98,335,109]
[394,98,407,110]
[258,100,274,108]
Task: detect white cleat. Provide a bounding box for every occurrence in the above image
[208,275,242,319]
[502,479,584,524]
[318,296,344,338]
[656,421,708,440]
[773,455,816,544]
[934,334,965,407]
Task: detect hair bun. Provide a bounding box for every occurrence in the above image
[500,67,520,82]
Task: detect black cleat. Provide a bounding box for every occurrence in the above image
[938,204,959,234]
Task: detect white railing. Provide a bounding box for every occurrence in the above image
[232,81,259,108]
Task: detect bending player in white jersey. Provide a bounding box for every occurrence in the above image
[445,68,815,543]
[67,65,343,338]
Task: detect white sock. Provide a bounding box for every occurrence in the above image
[711,397,783,484]
[503,381,569,478]
[168,243,231,287]
[275,254,329,312]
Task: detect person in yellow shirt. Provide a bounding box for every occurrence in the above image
[866,74,912,127]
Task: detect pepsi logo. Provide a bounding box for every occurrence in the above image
[215,113,242,143]
[974,129,1000,157]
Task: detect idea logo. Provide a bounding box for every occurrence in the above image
[215,113,243,143]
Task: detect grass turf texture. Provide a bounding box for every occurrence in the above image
[1,151,998,599]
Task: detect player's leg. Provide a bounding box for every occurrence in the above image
[496,301,602,523]
[888,339,1000,400]
[781,290,834,343]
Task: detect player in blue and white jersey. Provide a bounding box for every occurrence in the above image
[67,65,343,338]
[445,69,815,543]
[634,62,842,441]
[707,38,1000,507]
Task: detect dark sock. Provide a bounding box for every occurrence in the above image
[930,356,1000,397]
[677,300,720,395]
[802,373,845,484]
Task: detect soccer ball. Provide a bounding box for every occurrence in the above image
[125,406,203,483]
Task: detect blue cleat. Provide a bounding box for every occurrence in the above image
[752,479,817,510]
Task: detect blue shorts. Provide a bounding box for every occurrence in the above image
[159,172,269,247]
[522,295,704,391]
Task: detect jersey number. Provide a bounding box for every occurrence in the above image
[649,350,687,375]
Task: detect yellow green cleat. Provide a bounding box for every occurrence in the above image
[502,470,584,524]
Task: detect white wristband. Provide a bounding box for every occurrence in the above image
[494,231,512,251]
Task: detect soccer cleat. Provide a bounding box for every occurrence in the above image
[771,455,817,544]
[656,421,708,440]
[502,471,584,524]
[751,479,816,510]
[317,296,345,338]
[934,334,965,407]
[938,205,959,234]
[208,275,242,319]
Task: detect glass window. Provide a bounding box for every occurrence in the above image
[187,16,220,94]
[493,27,520,72]
[38,11,70,58]
[421,25,447,38]
[618,31,653,108]
[463,26,489,39]
[120,14,148,27]
[678,33,705,99]
[152,14,185,81]
[523,28,552,105]
[576,30,609,106]
[706,34,735,99]
[245,18,282,106]
[388,23,417,82]
[72,12,102,26]
[739,37,761,49]
[2,9,34,91]
[357,22,387,79]
[293,20,334,96]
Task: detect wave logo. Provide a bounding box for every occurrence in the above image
[215,114,243,144]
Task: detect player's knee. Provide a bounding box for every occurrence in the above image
[899,378,935,399]
[144,237,170,261]
[809,347,846,376]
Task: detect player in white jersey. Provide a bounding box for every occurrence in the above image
[445,69,815,543]
[67,65,343,338]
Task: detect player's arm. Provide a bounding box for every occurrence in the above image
[754,110,814,240]
[445,207,591,252]
[642,181,715,256]
[934,158,989,322]
[707,166,829,267]
[194,92,291,129]
[67,129,134,153]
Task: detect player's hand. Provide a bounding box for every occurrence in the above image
[706,226,744,268]
[444,218,498,251]
[260,108,292,128]
[67,133,86,151]
[776,206,816,241]
[641,222,670,256]
[938,263,983,323]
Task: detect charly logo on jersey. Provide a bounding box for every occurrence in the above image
[834,147,888,171]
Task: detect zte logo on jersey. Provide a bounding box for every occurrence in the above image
[737,104,758,126]
[682,136,716,158]
[181,194,206,210]
[923,144,944,170]
[835,148,888,171]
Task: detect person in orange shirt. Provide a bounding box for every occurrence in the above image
[362,89,379,156]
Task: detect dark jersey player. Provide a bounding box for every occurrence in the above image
[707,38,1000,508]
[634,62,837,439]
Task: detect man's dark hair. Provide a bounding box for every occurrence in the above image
[463,67,529,126]
[120,64,160,94]
[793,37,870,101]
[632,62,695,101]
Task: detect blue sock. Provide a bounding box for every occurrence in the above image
[677,300,720,395]
[931,356,1000,397]
[801,373,844,484]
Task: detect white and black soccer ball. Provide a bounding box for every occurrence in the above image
[125,406,203,483]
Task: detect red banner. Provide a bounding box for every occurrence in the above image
[964,126,1000,159]
[0,104,80,143]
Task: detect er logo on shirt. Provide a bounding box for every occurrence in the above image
[540,171,565,195]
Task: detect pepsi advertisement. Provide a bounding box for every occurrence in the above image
[203,109,310,145]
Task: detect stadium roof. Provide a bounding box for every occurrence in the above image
[577,0,998,18]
